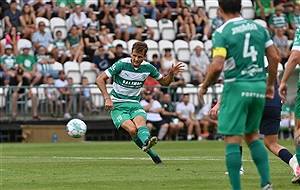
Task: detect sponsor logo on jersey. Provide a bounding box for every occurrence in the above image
[231,23,258,35]
[241,64,263,77]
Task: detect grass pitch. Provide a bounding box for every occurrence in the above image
[1,140,299,190]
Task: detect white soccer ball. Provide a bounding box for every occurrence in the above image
[66,118,87,138]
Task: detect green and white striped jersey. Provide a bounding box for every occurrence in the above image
[291,27,300,86]
[105,58,162,103]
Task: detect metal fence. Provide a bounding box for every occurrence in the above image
[0,84,223,122]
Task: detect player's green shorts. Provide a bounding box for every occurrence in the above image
[296,80,300,119]
[109,102,147,133]
[218,81,266,136]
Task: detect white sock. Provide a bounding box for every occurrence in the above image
[289,154,298,175]
[187,135,192,140]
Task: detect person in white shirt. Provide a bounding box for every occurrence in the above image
[115,6,136,41]
[176,94,202,141]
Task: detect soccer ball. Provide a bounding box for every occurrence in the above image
[66,118,87,138]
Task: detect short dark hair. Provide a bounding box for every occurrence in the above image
[152,54,158,58]
[132,41,148,55]
[218,0,241,14]
[10,0,17,4]
[116,44,123,48]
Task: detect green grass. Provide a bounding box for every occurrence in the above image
[1,140,299,190]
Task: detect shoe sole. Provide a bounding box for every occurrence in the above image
[142,137,158,152]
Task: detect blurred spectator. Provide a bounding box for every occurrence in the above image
[66,25,84,63]
[255,0,275,21]
[98,3,115,34]
[180,0,196,13]
[32,21,58,59]
[280,104,295,129]
[268,5,289,36]
[3,0,22,33]
[176,94,202,141]
[69,4,87,34]
[86,13,100,31]
[273,27,290,68]
[160,93,185,140]
[19,4,36,40]
[142,76,163,101]
[115,6,136,42]
[66,76,84,118]
[140,90,170,140]
[54,70,74,119]
[9,68,40,120]
[52,0,70,19]
[98,0,117,13]
[131,6,154,40]
[161,73,185,101]
[288,4,300,38]
[69,0,86,10]
[54,30,71,64]
[274,0,294,14]
[92,45,115,81]
[36,45,58,82]
[165,0,181,20]
[150,54,162,73]
[98,25,114,51]
[116,0,137,12]
[160,48,177,76]
[5,26,20,56]
[0,44,17,85]
[211,8,224,34]
[36,0,52,20]
[111,44,130,63]
[196,98,219,138]
[78,77,99,114]
[83,26,101,61]
[189,45,209,85]
[44,75,62,117]
[137,0,157,20]
[193,7,210,41]
[177,7,196,41]
[17,44,42,86]
[155,0,169,20]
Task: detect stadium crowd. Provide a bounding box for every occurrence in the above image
[0,0,297,140]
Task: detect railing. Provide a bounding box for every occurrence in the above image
[0,84,223,122]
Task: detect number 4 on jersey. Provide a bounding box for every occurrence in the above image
[243,33,258,62]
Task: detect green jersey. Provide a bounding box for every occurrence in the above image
[36,54,53,71]
[16,54,36,71]
[291,27,300,88]
[0,54,16,70]
[70,0,86,6]
[268,13,288,28]
[212,17,272,82]
[288,13,300,28]
[105,58,162,103]
[54,39,67,50]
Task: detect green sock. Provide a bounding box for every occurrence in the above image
[226,143,241,190]
[132,137,157,158]
[296,147,300,165]
[137,126,150,143]
[249,140,271,187]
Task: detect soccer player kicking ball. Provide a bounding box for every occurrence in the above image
[198,0,279,189]
[96,41,184,164]
[279,26,300,184]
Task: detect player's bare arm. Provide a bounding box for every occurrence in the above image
[158,62,185,86]
[96,72,114,110]
[265,45,280,99]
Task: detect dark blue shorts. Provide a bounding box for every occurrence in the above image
[259,106,281,135]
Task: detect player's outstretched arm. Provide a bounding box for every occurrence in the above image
[96,72,114,110]
[158,62,185,86]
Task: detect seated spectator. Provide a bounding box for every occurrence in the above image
[150,54,162,73]
[69,0,86,11]
[98,3,116,34]
[9,67,40,120]
[155,0,169,20]
[160,48,177,76]
[176,94,202,141]
[3,0,22,33]
[83,26,102,62]
[69,4,87,35]
[274,0,294,14]
[78,77,99,114]
[165,0,181,20]
[142,76,163,101]
[255,0,275,21]
[98,0,118,13]
[98,25,115,51]
[131,6,154,40]
[32,21,58,59]
[30,0,52,19]
[161,73,186,102]
[86,13,100,31]
[273,27,290,68]
[280,104,294,129]
[180,0,196,13]
[0,44,17,85]
[54,70,74,119]
[44,75,62,117]
[52,0,70,19]
[111,44,130,63]
[17,44,42,86]
[140,90,170,140]
[268,5,289,36]
[288,4,300,39]
[177,7,196,41]
[115,6,136,42]
[54,30,71,64]
[66,25,84,63]
[211,8,224,34]
[19,4,36,40]
[116,0,136,12]
[189,45,209,85]
[5,26,20,56]
[137,0,157,20]
[193,7,210,42]
[160,93,185,140]
[36,45,58,81]
[196,98,219,138]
